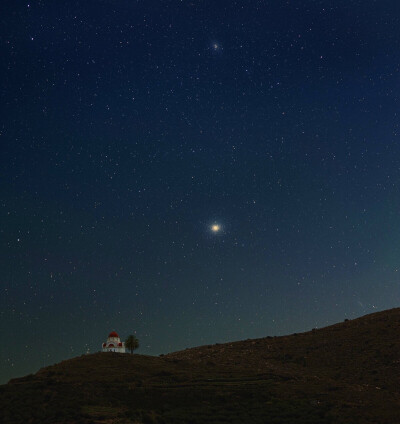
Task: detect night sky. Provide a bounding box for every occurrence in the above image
[2,0,400,384]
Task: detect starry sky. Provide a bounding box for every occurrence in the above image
[1,0,400,384]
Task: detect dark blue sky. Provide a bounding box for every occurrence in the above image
[1,0,400,383]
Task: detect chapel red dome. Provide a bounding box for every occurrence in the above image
[108,331,119,338]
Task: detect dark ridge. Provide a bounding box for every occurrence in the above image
[1,308,400,423]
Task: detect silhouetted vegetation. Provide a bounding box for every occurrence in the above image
[125,334,139,354]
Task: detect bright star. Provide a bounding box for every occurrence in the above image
[211,224,221,233]
[211,42,222,52]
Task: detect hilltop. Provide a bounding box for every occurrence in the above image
[1,308,400,423]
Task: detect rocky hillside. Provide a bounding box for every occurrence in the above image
[1,308,400,423]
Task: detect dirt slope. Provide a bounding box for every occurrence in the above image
[1,308,400,423]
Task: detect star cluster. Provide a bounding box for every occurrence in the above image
[1,0,400,384]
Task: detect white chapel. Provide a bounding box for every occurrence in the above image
[102,331,126,353]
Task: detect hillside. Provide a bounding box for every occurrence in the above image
[1,308,400,423]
